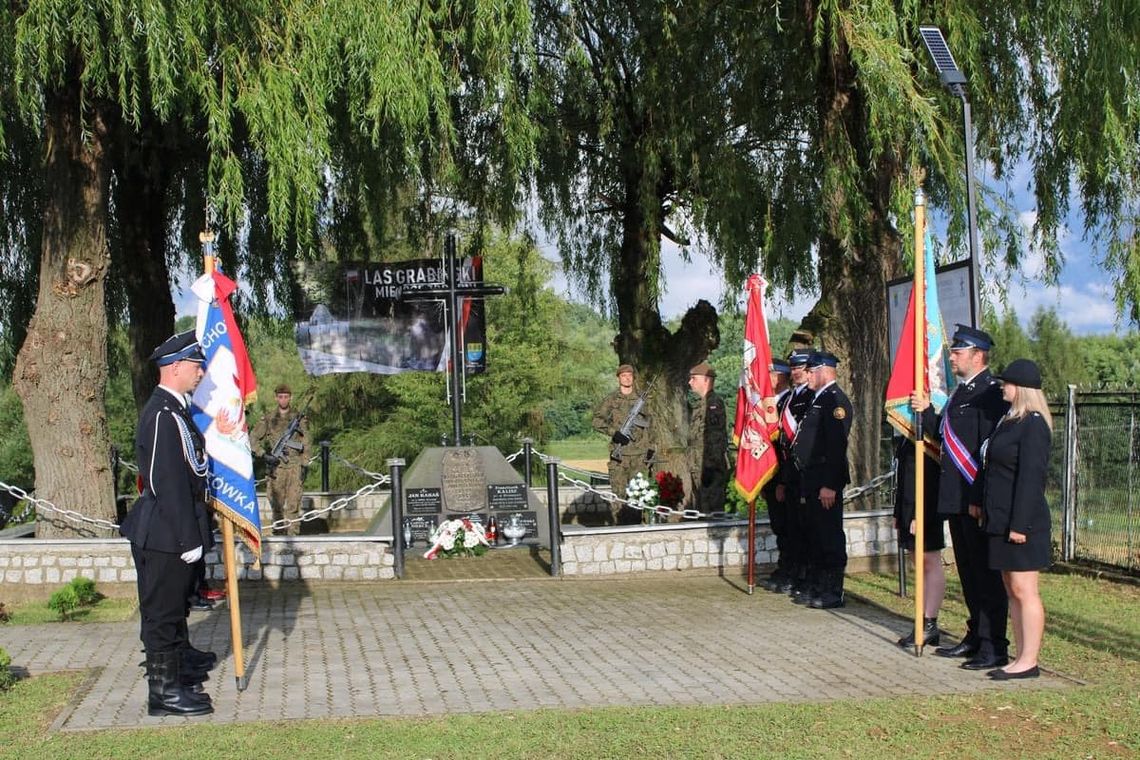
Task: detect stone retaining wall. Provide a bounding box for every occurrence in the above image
[560,510,898,575]
[0,537,394,602]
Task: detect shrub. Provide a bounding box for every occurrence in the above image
[70,577,100,606]
[0,601,10,624]
[0,646,13,690]
[47,586,80,621]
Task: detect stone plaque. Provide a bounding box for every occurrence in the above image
[405,487,442,515]
[441,448,487,512]
[498,511,540,543]
[402,515,437,547]
[487,483,528,510]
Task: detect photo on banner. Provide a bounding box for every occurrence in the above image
[292,258,487,376]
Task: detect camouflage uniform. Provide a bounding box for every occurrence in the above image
[251,408,308,536]
[592,389,651,524]
[689,389,728,513]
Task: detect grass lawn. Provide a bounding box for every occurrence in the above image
[543,438,608,461]
[2,597,137,626]
[1,571,1138,758]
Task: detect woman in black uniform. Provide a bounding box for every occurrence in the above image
[981,359,1053,679]
[893,436,946,647]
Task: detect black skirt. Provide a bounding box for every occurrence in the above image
[988,527,1052,571]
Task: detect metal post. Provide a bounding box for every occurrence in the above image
[110,445,121,511]
[445,234,463,445]
[320,440,331,492]
[388,458,406,579]
[523,437,534,488]
[1062,385,1078,561]
[545,458,562,577]
[1127,393,1136,569]
[960,96,983,327]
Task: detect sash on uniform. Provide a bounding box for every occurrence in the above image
[780,398,798,441]
[940,412,978,484]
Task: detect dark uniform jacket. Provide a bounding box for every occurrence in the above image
[793,382,853,495]
[120,387,212,554]
[691,390,728,483]
[921,368,1008,515]
[893,437,941,527]
[778,384,813,489]
[981,412,1052,537]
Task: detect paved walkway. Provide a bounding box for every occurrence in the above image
[1,574,1067,730]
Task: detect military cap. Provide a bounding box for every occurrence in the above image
[771,360,790,374]
[807,351,839,369]
[997,358,1042,389]
[950,324,994,351]
[615,364,636,377]
[788,349,812,367]
[149,330,205,366]
[275,383,293,395]
[689,362,716,378]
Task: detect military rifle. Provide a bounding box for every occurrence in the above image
[264,391,312,478]
[610,377,658,463]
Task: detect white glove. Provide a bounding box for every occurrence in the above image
[180,545,203,564]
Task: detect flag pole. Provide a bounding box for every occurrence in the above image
[912,189,926,656]
[747,497,757,594]
[201,229,248,690]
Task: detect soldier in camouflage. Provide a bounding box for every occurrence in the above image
[251,384,308,536]
[592,364,651,524]
[688,362,729,514]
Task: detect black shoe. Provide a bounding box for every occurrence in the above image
[961,654,1009,671]
[809,592,845,609]
[989,665,1039,680]
[898,618,940,648]
[189,598,214,612]
[935,640,978,658]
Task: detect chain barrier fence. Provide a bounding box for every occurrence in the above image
[4,440,896,538]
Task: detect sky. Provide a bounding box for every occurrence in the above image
[537,160,1130,337]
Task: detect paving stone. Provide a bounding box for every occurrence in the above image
[0,574,1069,730]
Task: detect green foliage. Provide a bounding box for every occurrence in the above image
[0,644,13,691]
[46,586,79,622]
[0,380,33,490]
[45,577,101,622]
[0,601,9,623]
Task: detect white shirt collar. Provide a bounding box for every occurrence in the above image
[813,379,836,399]
[158,384,188,408]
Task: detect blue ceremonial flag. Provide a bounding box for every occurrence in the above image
[884,233,955,459]
[190,268,262,557]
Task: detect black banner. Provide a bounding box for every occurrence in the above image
[293,258,488,376]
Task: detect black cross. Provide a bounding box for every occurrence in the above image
[400,234,505,445]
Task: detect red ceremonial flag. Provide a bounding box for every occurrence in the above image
[884,234,953,460]
[733,274,780,501]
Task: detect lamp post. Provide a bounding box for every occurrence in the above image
[919,25,983,328]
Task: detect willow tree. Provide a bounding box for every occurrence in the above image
[532,0,819,471]
[1,0,532,536]
[799,0,1140,483]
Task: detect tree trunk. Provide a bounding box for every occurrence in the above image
[611,170,720,496]
[113,118,178,413]
[12,74,117,538]
[800,21,904,491]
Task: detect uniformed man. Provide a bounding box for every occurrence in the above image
[792,350,853,609]
[763,349,814,594]
[688,362,729,514]
[911,325,1010,670]
[760,359,793,590]
[251,384,308,536]
[119,330,215,717]
[592,364,652,524]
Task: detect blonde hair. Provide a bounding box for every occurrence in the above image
[1008,386,1054,432]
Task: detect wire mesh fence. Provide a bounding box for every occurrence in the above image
[1058,391,1140,571]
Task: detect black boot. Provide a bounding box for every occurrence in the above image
[810,569,846,609]
[897,617,940,648]
[146,650,213,717]
[182,645,218,671]
[791,569,819,605]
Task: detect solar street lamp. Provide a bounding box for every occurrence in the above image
[920,25,983,328]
